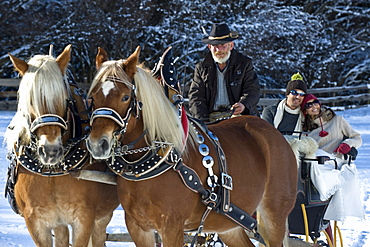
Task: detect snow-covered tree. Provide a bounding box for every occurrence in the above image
[0,0,369,96]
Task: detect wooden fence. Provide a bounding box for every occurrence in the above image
[0,79,369,111]
[0,79,90,110]
[259,84,370,108]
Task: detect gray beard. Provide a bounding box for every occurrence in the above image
[212,50,231,64]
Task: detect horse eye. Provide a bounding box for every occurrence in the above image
[122,95,130,102]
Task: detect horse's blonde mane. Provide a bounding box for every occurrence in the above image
[5,55,68,149]
[134,66,185,152]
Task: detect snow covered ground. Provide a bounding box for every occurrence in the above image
[0,107,369,246]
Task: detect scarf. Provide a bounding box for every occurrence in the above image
[273,98,303,133]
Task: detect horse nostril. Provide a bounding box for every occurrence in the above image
[38,146,46,157]
[100,138,109,152]
[57,146,63,157]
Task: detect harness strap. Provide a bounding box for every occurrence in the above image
[190,206,213,247]
[90,107,128,128]
[173,160,209,197]
[173,160,258,233]
[4,151,19,215]
[190,117,232,212]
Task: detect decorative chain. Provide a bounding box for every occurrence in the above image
[113,138,174,156]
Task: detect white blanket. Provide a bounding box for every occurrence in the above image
[310,161,343,201]
[310,150,365,222]
[324,163,365,221]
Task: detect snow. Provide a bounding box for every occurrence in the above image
[0,107,369,246]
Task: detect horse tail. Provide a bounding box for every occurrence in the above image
[244,117,297,246]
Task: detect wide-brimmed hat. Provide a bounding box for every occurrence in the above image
[201,23,239,45]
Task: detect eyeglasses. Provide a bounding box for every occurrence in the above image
[290,90,306,97]
[305,99,321,109]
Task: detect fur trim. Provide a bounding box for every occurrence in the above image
[303,106,336,132]
[320,107,336,122]
[284,135,318,168]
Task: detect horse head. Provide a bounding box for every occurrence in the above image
[7,45,71,165]
[86,46,185,162]
[86,46,141,159]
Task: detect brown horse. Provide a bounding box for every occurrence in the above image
[86,46,297,247]
[5,45,119,247]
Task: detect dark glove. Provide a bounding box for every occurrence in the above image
[344,147,358,160]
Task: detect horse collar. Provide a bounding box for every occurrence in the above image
[15,143,88,176]
[107,142,179,181]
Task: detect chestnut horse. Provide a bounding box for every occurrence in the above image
[5,45,119,247]
[86,46,297,247]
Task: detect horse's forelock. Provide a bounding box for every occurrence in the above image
[89,60,131,97]
[17,54,68,122]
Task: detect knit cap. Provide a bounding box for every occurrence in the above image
[285,72,307,95]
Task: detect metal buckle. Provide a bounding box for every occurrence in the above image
[221,173,233,190]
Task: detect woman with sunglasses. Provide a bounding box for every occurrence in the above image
[301,94,364,223]
[302,94,362,160]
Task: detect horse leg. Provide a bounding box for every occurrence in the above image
[218,227,255,247]
[24,217,53,247]
[257,202,290,247]
[53,225,70,247]
[70,214,94,247]
[157,219,185,247]
[125,214,156,247]
[91,212,114,246]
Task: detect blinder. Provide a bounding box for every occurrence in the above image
[30,114,68,134]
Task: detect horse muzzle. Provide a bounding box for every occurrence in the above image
[86,135,113,160]
[37,143,64,165]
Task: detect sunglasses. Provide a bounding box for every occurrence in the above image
[305,99,321,109]
[290,90,306,97]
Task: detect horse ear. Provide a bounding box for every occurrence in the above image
[96,47,108,70]
[123,46,140,79]
[56,44,72,74]
[8,53,29,76]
